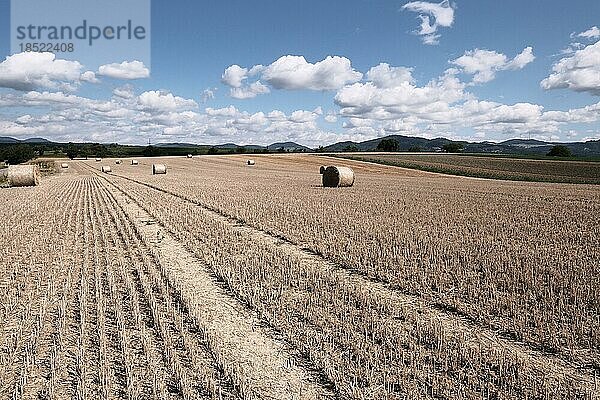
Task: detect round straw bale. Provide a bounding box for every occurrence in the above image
[8,165,39,187]
[95,158,101,162]
[101,166,112,173]
[247,159,255,165]
[187,154,193,158]
[115,159,122,164]
[131,159,139,165]
[319,165,325,174]
[152,164,167,175]
[322,166,355,187]
[61,163,69,169]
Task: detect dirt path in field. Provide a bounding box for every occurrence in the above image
[87,166,336,400]
[92,165,600,397]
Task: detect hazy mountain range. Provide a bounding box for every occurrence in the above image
[1,135,599,156]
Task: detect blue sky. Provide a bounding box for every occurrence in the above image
[0,0,599,146]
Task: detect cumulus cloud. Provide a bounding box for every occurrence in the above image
[221,65,271,99]
[324,112,338,123]
[0,52,83,91]
[113,85,136,100]
[221,55,362,98]
[261,55,362,90]
[4,80,600,145]
[205,105,239,117]
[138,90,198,112]
[335,70,467,120]
[541,41,600,95]
[202,87,216,102]
[221,65,248,88]
[80,71,99,83]
[330,61,600,139]
[451,47,535,83]
[0,85,350,146]
[230,81,270,99]
[402,0,455,45]
[98,60,150,79]
[573,26,600,40]
[4,50,600,146]
[366,63,414,88]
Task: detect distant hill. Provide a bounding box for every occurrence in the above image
[500,139,550,147]
[324,134,600,157]
[267,142,312,152]
[22,138,53,144]
[214,143,265,150]
[154,142,206,148]
[214,143,238,149]
[1,135,600,157]
[324,135,455,152]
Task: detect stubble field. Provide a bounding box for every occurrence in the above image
[1,154,599,399]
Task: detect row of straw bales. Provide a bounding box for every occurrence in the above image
[100,163,167,175]
[5,158,355,189]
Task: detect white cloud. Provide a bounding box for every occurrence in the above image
[541,41,600,95]
[98,60,150,79]
[289,110,318,123]
[3,50,600,146]
[0,52,83,91]
[261,55,362,90]
[402,0,454,45]
[113,85,136,99]
[205,105,239,117]
[230,81,270,99]
[335,70,468,119]
[202,87,216,102]
[15,115,34,124]
[324,112,338,123]
[331,62,600,139]
[366,63,414,88]
[221,55,362,98]
[80,71,99,83]
[574,26,600,40]
[221,65,248,88]
[451,47,535,83]
[4,82,599,145]
[138,90,198,112]
[22,91,89,106]
[221,65,271,99]
[506,47,535,69]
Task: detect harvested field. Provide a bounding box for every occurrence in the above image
[1,154,599,399]
[337,153,600,184]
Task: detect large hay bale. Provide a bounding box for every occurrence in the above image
[131,159,139,165]
[101,166,112,173]
[247,159,255,166]
[61,163,69,169]
[152,164,167,175]
[8,165,39,187]
[115,159,122,165]
[322,166,355,187]
[319,166,325,174]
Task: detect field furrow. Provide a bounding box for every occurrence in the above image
[2,153,598,400]
[89,159,599,399]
